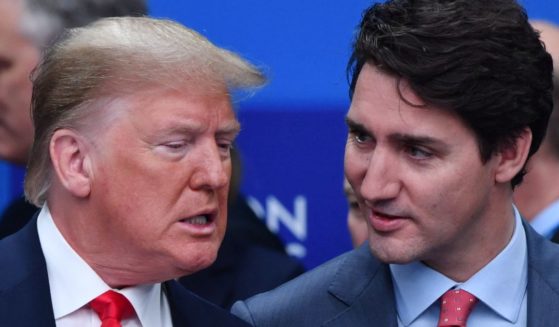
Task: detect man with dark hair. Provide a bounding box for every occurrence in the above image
[514,20,559,243]
[0,0,147,238]
[232,1,557,326]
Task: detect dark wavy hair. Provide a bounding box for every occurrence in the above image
[348,0,553,187]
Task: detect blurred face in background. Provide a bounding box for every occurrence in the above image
[344,178,368,247]
[0,0,39,164]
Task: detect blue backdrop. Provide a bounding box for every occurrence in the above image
[1,0,558,268]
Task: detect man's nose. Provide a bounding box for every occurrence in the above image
[189,144,229,191]
[360,149,401,202]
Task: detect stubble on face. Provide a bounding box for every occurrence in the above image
[344,64,514,281]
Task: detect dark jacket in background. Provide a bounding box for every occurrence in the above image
[180,195,305,308]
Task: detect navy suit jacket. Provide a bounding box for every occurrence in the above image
[232,220,559,326]
[180,195,305,309]
[0,217,250,327]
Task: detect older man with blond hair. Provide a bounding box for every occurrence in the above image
[0,16,264,326]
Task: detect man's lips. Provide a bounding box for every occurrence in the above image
[369,210,409,233]
[180,214,213,225]
[177,210,218,236]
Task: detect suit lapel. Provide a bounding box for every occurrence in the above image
[527,269,559,326]
[164,280,251,327]
[524,221,559,325]
[164,281,191,326]
[322,220,559,326]
[322,273,398,326]
[0,216,56,326]
[323,244,398,327]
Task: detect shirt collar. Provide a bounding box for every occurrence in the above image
[37,204,165,327]
[390,206,527,325]
[530,199,559,238]
[390,260,454,326]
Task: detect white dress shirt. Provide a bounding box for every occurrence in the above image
[390,206,527,326]
[37,204,173,327]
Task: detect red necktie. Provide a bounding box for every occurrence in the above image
[90,290,135,327]
[437,289,478,327]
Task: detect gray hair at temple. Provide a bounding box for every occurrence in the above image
[18,0,147,48]
[24,16,266,206]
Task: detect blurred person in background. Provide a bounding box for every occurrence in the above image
[344,177,367,247]
[0,0,147,239]
[514,20,559,242]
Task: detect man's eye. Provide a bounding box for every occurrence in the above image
[349,200,360,210]
[217,142,233,156]
[164,142,187,150]
[406,146,433,159]
[352,132,371,144]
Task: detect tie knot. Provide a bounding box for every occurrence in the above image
[438,289,478,327]
[90,290,135,327]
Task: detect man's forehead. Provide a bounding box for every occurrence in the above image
[101,89,238,128]
[95,83,231,109]
[355,64,426,106]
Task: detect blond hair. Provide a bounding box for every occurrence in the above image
[25,16,265,206]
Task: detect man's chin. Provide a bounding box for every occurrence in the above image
[368,242,418,265]
[173,248,219,277]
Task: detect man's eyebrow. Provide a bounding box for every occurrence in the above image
[159,121,204,135]
[216,120,241,136]
[153,119,240,138]
[391,133,448,149]
[345,116,448,149]
[345,117,369,133]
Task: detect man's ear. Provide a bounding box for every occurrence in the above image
[49,129,93,198]
[495,128,532,183]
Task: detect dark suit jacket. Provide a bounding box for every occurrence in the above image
[550,229,559,243]
[232,220,559,326]
[181,244,305,309]
[0,196,38,239]
[0,217,250,327]
[180,196,305,309]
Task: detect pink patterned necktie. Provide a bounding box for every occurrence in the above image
[90,290,135,327]
[437,289,478,327]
